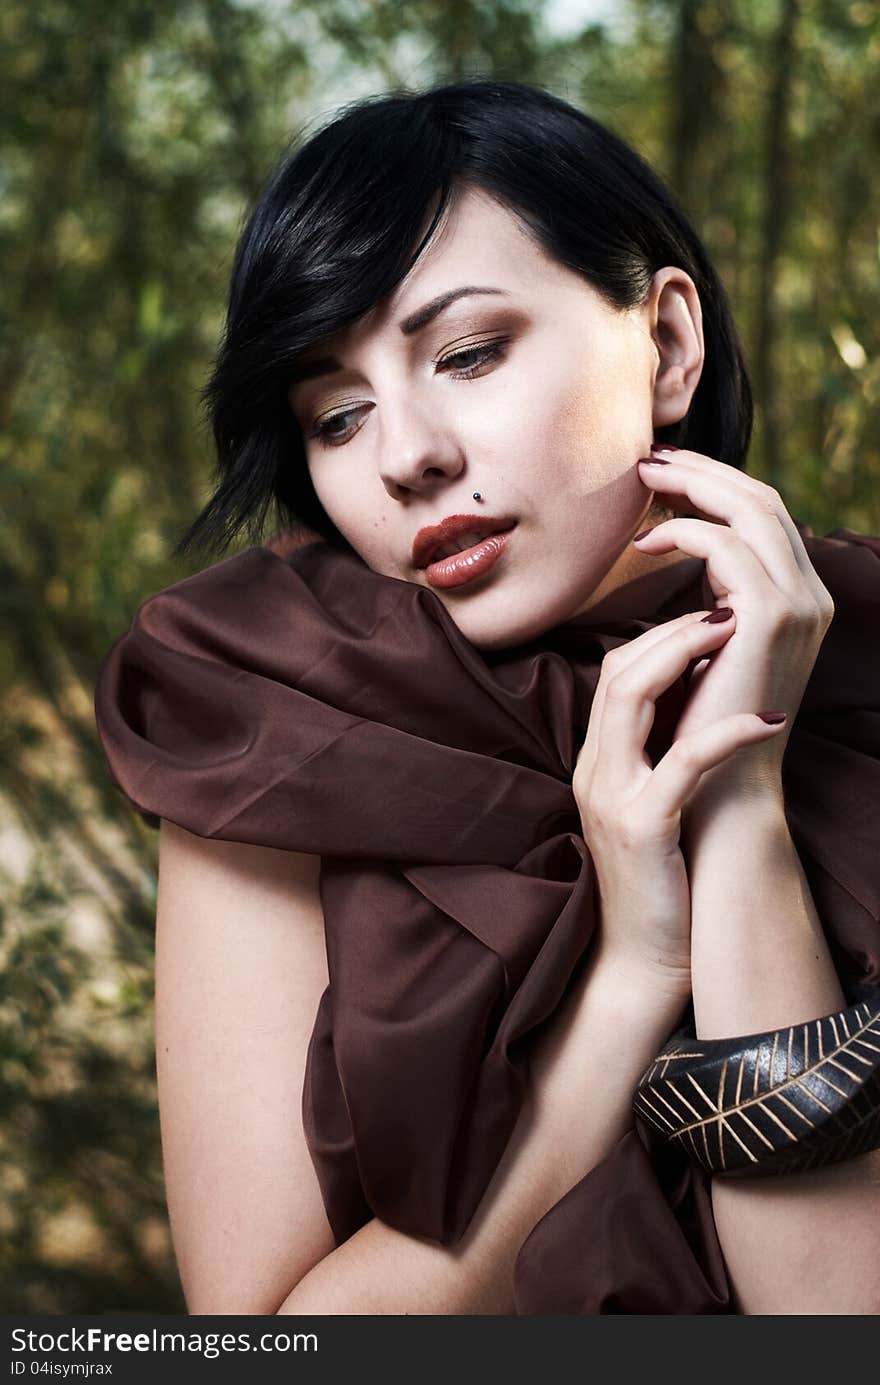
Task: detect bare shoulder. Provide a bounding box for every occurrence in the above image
[157,818,327,903]
[155,820,335,1314]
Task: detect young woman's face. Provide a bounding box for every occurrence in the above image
[287,186,702,650]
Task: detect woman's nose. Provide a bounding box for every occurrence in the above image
[378,400,465,499]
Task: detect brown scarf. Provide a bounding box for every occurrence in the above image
[94,520,880,1313]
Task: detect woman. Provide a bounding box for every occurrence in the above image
[94,79,880,1314]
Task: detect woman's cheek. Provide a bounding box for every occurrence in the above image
[313,455,364,521]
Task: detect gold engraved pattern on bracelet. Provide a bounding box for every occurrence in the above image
[632,998,880,1177]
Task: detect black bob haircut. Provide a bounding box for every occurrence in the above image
[174,77,753,561]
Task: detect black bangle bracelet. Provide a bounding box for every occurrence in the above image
[632,990,880,1178]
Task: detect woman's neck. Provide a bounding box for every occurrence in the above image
[566,548,705,627]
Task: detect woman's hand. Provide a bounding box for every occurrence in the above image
[635,445,836,801]
[572,609,789,989]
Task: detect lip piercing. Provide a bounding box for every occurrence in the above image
[472,492,482,501]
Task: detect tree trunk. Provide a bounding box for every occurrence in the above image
[754,0,800,491]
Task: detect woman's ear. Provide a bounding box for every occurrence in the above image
[648,268,704,429]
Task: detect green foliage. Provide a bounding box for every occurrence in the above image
[0,852,175,1312]
[2,0,878,1312]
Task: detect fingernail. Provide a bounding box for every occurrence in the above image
[700,606,733,623]
[638,455,669,465]
[757,711,787,724]
[633,528,653,542]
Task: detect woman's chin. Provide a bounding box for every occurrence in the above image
[441,588,583,652]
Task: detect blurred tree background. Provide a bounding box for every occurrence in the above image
[1,0,878,1313]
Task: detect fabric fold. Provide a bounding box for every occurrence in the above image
[93,519,880,1313]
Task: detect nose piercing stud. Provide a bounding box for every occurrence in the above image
[472,492,482,501]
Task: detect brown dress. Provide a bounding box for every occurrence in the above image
[93,520,880,1313]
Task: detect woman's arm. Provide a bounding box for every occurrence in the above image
[157,820,689,1316]
[276,940,690,1315]
[155,822,337,1314]
[682,784,880,1315]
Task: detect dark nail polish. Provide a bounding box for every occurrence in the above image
[638,455,669,465]
[633,528,652,542]
[757,710,786,724]
[700,606,733,623]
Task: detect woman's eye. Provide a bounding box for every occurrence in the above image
[435,337,509,378]
[306,406,367,448]
[305,337,509,448]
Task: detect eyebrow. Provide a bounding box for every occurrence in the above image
[287,285,511,387]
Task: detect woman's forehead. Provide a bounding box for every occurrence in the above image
[398,186,551,295]
[317,199,574,355]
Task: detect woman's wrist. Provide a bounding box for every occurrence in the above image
[521,936,692,1211]
[680,768,787,848]
[529,935,691,1113]
[587,932,693,1008]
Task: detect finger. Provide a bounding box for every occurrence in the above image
[640,448,816,588]
[637,459,803,592]
[580,609,730,779]
[590,610,737,788]
[595,608,721,683]
[642,710,788,824]
[649,446,819,578]
[633,515,795,607]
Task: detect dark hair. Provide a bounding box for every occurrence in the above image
[174,78,752,560]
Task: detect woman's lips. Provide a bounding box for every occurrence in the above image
[423,527,515,589]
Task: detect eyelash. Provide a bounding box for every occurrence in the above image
[305,337,510,448]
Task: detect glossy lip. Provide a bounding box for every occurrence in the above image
[423,528,514,590]
[412,513,518,569]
